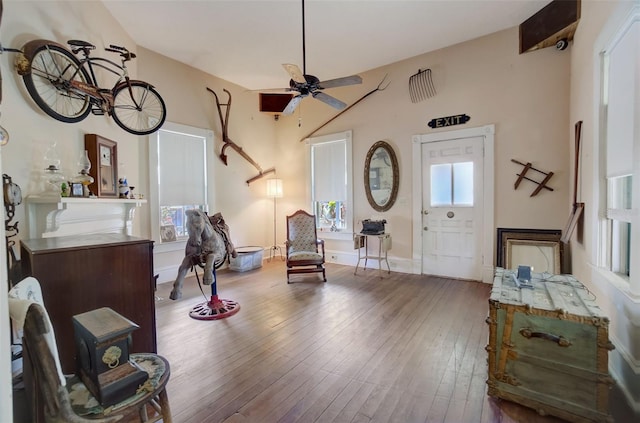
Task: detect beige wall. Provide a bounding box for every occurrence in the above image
[135,48,280,277]
[568,0,640,412]
[1,1,142,232]
[0,1,571,271]
[118,20,572,275]
[0,2,141,420]
[274,25,571,266]
[2,0,638,417]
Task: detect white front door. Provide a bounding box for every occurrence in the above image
[412,125,495,282]
[421,136,484,279]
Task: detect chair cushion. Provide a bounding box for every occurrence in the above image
[288,251,323,261]
[67,353,166,416]
[288,215,318,253]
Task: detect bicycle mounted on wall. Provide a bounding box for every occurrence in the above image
[13,39,166,135]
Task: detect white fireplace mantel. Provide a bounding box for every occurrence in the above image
[26,195,147,239]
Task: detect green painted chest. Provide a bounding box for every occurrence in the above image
[486,268,614,423]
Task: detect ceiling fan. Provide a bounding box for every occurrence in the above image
[266,0,362,116]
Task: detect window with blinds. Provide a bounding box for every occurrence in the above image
[599,15,638,282]
[308,130,353,234]
[151,123,210,243]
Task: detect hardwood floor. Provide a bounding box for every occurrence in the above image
[153,261,632,423]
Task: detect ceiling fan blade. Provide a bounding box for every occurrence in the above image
[248,87,295,93]
[283,64,306,84]
[282,95,303,115]
[317,75,362,89]
[312,91,347,110]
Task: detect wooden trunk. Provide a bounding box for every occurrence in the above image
[486,268,614,423]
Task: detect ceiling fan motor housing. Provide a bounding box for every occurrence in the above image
[290,74,320,95]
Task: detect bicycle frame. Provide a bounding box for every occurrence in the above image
[68,52,126,111]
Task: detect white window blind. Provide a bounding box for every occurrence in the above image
[605,20,637,178]
[157,130,207,206]
[597,10,639,290]
[308,130,353,236]
[312,140,346,201]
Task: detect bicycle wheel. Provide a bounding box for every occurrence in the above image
[111,82,166,135]
[22,43,91,123]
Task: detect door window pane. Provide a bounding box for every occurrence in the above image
[453,162,473,205]
[431,164,452,206]
[430,162,474,207]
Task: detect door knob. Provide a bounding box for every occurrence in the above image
[423,226,428,231]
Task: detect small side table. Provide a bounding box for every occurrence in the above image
[354,232,392,277]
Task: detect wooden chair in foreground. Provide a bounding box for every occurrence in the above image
[9,278,172,423]
[285,209,327,283]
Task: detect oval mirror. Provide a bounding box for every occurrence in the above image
[364,140,399,212]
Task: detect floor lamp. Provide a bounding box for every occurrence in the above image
[266,178,284,261]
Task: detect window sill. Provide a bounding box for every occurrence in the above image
[591,264,640,304]
[155,238,186,253]
[317,230,354,241]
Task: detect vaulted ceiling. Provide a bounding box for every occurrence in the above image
[101,0,551,90]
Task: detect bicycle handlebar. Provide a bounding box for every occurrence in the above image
[105,45,137,61]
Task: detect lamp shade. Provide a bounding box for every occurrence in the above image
[266,178,283,198]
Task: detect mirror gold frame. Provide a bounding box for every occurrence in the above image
[364,140,399,212]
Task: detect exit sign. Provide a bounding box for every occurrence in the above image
[428,114,470,129]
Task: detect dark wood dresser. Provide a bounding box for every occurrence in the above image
[20,234,157,373]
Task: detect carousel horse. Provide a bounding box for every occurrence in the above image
[169,210,236,300]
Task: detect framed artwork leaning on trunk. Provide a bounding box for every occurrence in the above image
[496,228,563,274]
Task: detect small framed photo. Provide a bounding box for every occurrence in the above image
[160,224,177,242]
[70,182,84,197]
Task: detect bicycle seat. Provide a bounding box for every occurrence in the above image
[67,40,95,50]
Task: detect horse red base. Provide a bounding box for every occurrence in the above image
[189,295,240,320]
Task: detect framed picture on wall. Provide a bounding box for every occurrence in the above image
[85,134,118,197]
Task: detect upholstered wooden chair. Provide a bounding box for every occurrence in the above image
[285,209,326,283]
[9,278,172,423]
